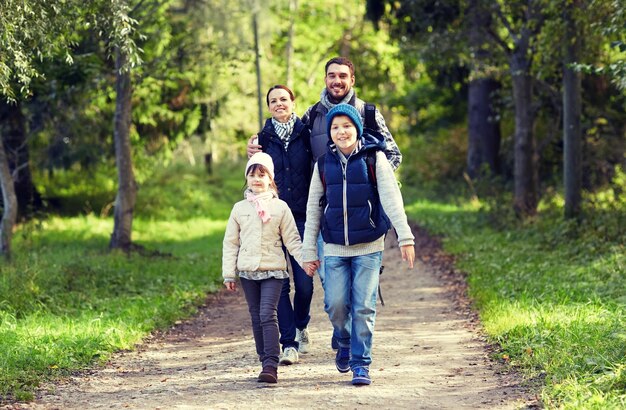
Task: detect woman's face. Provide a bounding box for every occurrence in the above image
[268,88,294,123]
[330,115,358,155]
[246,168,271,194]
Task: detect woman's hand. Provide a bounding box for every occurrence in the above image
[224,282,237,291]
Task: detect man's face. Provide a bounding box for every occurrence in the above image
[324,63,355,99]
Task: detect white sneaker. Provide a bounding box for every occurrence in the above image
[296,328,311,354]
[279,346,299,365]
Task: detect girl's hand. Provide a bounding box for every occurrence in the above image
[400,245,415,269]
[225,282,237,291]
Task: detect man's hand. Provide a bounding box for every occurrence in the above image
[247,135,262,158]
[401,245,415,269]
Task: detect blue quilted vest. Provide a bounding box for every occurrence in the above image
[258,118,312,221]
[319,132,391,245]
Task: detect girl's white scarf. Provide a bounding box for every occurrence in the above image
[245,190,276,223]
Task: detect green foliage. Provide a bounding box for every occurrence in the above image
[405,170,626,408]
[0,159,235,402]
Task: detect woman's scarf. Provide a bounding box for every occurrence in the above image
[245,190,276,223]
[272,113,297,150]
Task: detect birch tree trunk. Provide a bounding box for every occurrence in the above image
[0,133,18,260]
[109,48,137,251]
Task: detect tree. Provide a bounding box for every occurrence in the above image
[487,1,546,218]
[466,0,502,178]
[563,0,582,219]
[0,0,81,259]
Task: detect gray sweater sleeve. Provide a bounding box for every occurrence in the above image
[375,151,415,247]
[302,162,324,261]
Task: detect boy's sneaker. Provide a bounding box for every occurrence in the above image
[351,367,371,386]
[258,365,278,383]
[335,346,350,373]
[296,328,311,353]
[331,336,339,351]
[279,346,299,365]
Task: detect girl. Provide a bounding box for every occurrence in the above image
[222,152,306,384]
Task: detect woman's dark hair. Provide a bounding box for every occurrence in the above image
[266,85,295,106]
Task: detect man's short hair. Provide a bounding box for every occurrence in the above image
[325,57,355,77]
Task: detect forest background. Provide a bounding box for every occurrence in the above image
[0,0,624,409]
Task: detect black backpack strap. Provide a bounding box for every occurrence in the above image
[364,103,377,130]
[317,153,327,208]
[306,102,321,130]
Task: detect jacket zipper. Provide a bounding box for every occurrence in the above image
[342,161,349,245]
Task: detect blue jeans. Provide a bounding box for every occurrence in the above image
[324,252,382,369]
[240,277,283,368]
[277,219,314,349]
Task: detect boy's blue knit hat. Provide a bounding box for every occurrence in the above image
[326,103,363,138]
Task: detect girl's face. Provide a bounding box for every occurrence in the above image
[247,168,271,194]
[330,115,358,155]
[268,88,294,123]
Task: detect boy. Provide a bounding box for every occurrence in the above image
[302,104,415,386]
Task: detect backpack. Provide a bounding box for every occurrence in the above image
[306,102,378,132]
[317,149,388,306]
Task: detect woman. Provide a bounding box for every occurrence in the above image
[255,85,316,365]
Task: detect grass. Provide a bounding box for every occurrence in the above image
[404,178,626,409]
[0,159,243,402]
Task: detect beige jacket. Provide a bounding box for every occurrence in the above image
[222,197,303,282]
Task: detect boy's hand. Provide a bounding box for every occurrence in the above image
[247,135,262,158]
[224,282,237,291]
[303,261,320,277]
[400,245,415,269]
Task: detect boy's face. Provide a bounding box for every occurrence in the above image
[330,115,358,155]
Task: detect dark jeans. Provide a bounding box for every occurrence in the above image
[277,218,314,350]
[240,277,283,368]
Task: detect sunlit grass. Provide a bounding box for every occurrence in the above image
[405,182,626,409]
[0,161,241,403]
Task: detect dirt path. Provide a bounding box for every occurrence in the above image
[14,225,536,409]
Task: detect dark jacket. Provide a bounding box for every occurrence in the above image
[258,118,312,221]
[319,130,391,245]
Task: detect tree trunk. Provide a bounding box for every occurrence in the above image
[563,1,582,219]
[467,78,502,178]
[510,47,538,218]
[466,0,501,179]
[0,132,18,260]
[0,101,41,218]
[285,0,297,90]
[252,6,263,131]
[109,48,137,251]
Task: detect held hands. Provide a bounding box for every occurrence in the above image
[224,282,237,291]
[247,135,262,158]
[303,261,320,277]
[401,245,416,269]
